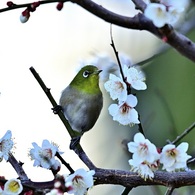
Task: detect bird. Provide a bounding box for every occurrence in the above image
[59,65,103,148]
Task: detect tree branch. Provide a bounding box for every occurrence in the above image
[71,0,195,62]
[94,168,195,188]
[0,0,195,61]
[8,153,29,181]
[168,122,195,145]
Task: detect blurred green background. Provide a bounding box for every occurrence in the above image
[132,31,195,194]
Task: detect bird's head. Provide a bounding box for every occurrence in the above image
[70,65,102,94]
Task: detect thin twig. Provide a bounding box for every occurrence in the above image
[138,116,145,136]
[0,0,68,13]
[187,157,195,165]
[56,152,74,174]
[121,187,133,195]
[110,25,132,95]
[168,122,195,145]
[137,53,161,66]
[110,25,126,82]
[164,186,175,195]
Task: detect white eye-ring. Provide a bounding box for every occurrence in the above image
[83,70,90,78]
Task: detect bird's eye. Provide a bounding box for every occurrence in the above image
[83,70,90,78]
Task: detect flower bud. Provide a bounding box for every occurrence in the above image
[56,2,64,11]
[30,1,40,12]
[20,9,30,23]
[7,1,15,7]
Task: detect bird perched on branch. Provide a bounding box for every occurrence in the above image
[58,65,103,149]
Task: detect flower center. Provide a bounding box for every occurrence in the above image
[120,103,131,114]
[72,175,86,189]
[167,148,177,157]
[139,143,148,154]
[8,181,20,193]
[40,149,52,160]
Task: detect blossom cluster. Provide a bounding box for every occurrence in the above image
[29,140,95,195]
[128,133,191,180]
[46,169,95,195]
[144,0,190,28]
[104,62,147,126]
[0,129,95,195]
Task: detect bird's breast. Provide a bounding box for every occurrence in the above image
[60,87,103,133]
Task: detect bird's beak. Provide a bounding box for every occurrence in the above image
[91,69,102,75]
[96,69,102,74]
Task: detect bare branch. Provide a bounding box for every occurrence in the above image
[7,153,55,192]
[167,122,195,145]
[110,25,126,83]
[121,187,133,195]
[8,153,29,181]
[94,168,195,188]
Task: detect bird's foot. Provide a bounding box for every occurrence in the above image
[52,105,62,114]
[69,136,81,150]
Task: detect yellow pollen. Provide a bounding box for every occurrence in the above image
[8,181,20,192]
[168,148,177,157]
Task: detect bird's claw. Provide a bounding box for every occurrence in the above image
[69,136,81,150]
[52,105,62,114]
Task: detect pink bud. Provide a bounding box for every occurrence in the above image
[7,1,15,7]
[20,9,30,23]
[30,1,40,12]
[56,2,64,11]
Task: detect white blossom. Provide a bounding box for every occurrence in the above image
[29,140,63,169]
[128,133,160,164]
[160,142,191,172]
[104,74,127,101]
[123,66,147,90]
[4,178,23,195]
[129,159,156,180]
[128,133,160,180]
[108,94,140,126]
[0,130,14,161]
[144,0,189,28]
[65,169,95,195]
[144,3,169,28]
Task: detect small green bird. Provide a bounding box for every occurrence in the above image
[59,65,103,148]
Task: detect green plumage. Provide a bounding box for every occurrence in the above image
[59,65,103,133]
